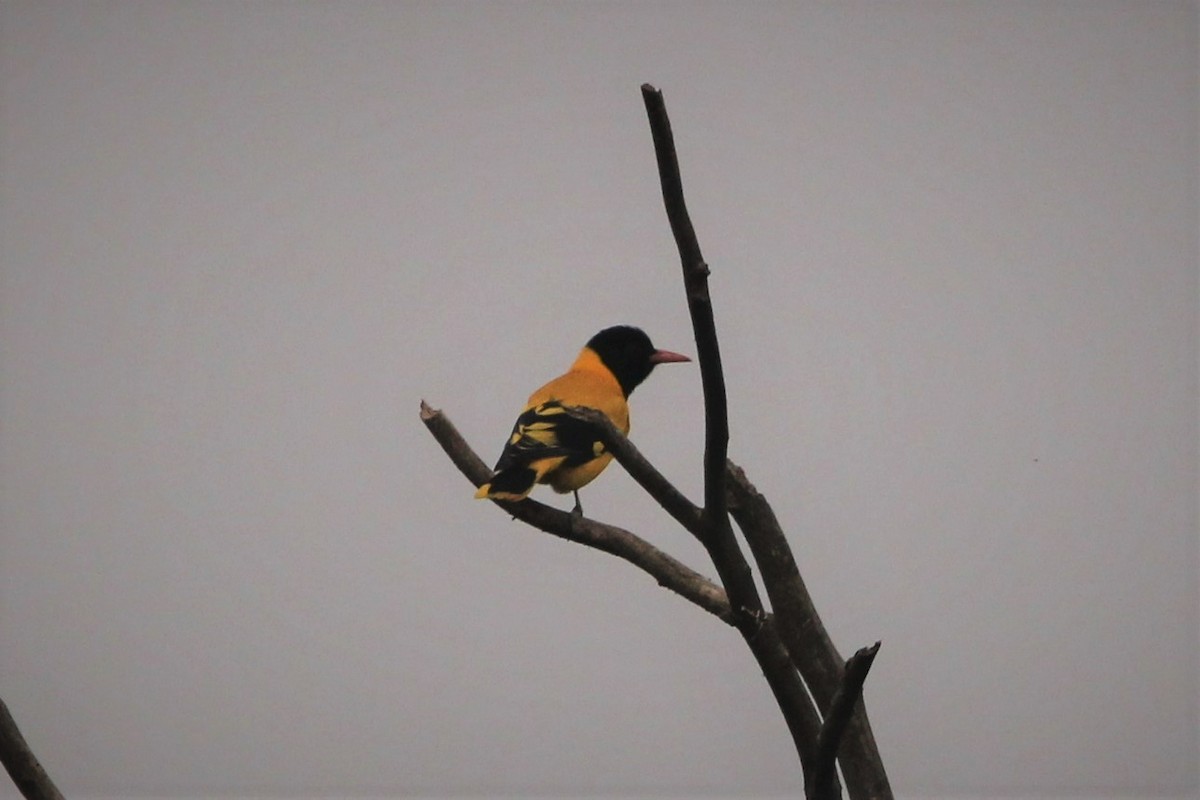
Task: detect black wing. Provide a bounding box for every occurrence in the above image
[493,401,605,471]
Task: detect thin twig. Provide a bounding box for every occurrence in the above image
[641,83,729,523]
[0,698,65,800]
[420,401,732,621]
[640,84,832,791]
[562,405,703,534]
[807,643,882,800]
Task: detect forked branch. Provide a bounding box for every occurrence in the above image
[641,84,838,787]
[727,461,892,799]
[420,401,731,621]
[422,85,890,800]
[423,393,826,770]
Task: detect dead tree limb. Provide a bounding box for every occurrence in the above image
[727,462,892,800]
[422,85,891,800]
[561,405,703,533]
[425,394,826,770]
[0,698,65,800]
[420,401,731,621]
[640,83,728,522]
[807,643,882,800]
[640,83,836,785]
[641,84,891,800]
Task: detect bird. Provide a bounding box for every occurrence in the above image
[475,325,691,513]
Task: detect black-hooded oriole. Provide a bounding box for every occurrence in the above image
[475,325,690,511]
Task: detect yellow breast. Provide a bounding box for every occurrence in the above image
[524,346,630,493]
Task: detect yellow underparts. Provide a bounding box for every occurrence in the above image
[476,346,631,501]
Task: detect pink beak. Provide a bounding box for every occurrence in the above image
[649,349,692,365]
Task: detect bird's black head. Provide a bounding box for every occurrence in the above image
[586,325,691,397]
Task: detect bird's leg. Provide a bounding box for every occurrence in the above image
[571,490,583,516]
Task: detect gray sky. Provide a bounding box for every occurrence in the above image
[1,2,1196,798]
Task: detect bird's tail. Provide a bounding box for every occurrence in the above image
[474,465,540,501]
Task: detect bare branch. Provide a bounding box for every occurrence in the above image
[421,400,824,773]
[641,83,729,522]
[639,86,839,790]
[726,461,891,800]
[737,615,827,772]
[561,405,703,535]
[420,401,732,621]
[0,698,65,800]
[725,461,841,661]
[806,643,882,800]
[422,85,890,800]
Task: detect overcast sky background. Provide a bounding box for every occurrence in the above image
[1,2,1197,798]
